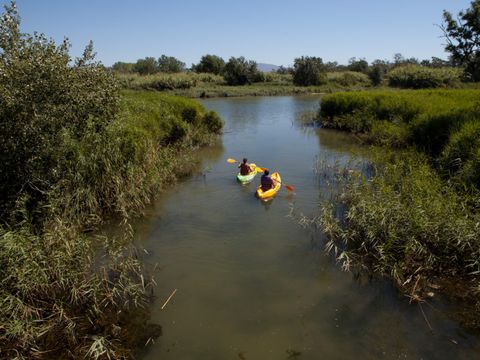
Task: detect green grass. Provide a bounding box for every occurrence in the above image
[319,89,480,188]
[314,89,480,327]
[115,71,373,98]
[388,65,462,89]
[1,90,223,358]
[318,150,480,326]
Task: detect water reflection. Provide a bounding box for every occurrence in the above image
[132,95,480,360]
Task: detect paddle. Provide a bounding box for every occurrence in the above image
[227,158,295,191]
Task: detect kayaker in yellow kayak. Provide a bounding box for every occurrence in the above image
[260,169,275,191]
[238,158,254,176]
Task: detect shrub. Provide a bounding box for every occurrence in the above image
[203,111,224,134]
[388,65,461,88]
[157,54,185,73]
[0,4,118,218]
[318,89,480,189]
[326,71,370,87]
[293,56,327,86]
[223,56,262,85]
[319,150,480,298]
[193,54,225,75]
[441,120,480,184]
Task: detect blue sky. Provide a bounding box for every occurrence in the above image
[7,0,472,66]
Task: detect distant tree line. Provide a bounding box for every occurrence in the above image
[112,54,264,86]
[111,52,463,88]
[110,2,480,88]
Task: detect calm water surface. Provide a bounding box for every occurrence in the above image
[136,96,480,360]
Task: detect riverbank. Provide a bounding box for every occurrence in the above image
[1,89,223,358]
[116,71,372,98]
[315,89,480,328]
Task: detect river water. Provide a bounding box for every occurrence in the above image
[136,96,479,360]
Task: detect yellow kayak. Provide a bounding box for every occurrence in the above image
[256,172,281,200]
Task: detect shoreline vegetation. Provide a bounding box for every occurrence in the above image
[314,89,480,328]
[0,3,223,358]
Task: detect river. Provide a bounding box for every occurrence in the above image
[135,96,479,359]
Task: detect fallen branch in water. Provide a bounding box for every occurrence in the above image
[161,289,178,310]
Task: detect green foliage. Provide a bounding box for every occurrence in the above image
[223,56,262,85]
[319,150,480,296]
[112,61,135,73]
[388,65,461,88]
[157,54,185,73]
[193,54,225,75]
[0,224,154,359]
[368,65,383,86]
[441,120,480,185]
[292,56,327,86]
[133,56,158,75]
[0,2,223,357]
[319,89,480,189]
[203,111,224,134]
[347,57,369,73]
[0,2,119,219]
[326,71,371,87]
[442,1,480,81]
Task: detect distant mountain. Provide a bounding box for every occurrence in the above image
[257,63,281,72]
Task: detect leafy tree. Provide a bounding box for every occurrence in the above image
[0,0,118,215]
[392,53,419,67]
[133,57,158,75]
[276,65,293,74]
[292,56,327,86]
[325,61,339,72]
[420,57,452,68]
[441,0,480,81]
[223,56,261,85]
[157,55,185,73]
[193,54,225,74]
[348,57,369,73]
[111,61,134,73]
[369,59,389,86]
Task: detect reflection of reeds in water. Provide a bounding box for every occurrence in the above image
[293,149,480,327]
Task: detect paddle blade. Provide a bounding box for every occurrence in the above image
[255,167,268,173]
[227,158,237,163]
[285,184,295,192]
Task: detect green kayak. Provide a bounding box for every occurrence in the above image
[237,163,257,184]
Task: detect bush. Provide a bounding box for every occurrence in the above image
[0,5,118,218]
[293,56,327,86]
[223,56,262,85]
[388,65,461,88]
[319,150,480,300]
[203,111,224,134]
[441,120,480,184]
[319,89,480,189]
[326,71,371,87]
[193,54,225,75]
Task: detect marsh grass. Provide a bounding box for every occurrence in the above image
[1,90,223,358]
[0,221,156,359]
[311,149,480,327]
[319,89,480,190]
[116,71,373,98]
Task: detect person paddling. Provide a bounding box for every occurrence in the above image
[238,158,254,176]
[261,169,275,191]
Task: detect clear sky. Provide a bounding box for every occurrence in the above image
[6,0,472,67]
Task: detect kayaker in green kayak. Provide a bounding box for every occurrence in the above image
[238,158,254,176]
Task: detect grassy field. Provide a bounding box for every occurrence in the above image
[115,71,372,98]
[0,90,223,358]
[314,89,480,327]
[319,89,480,186]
